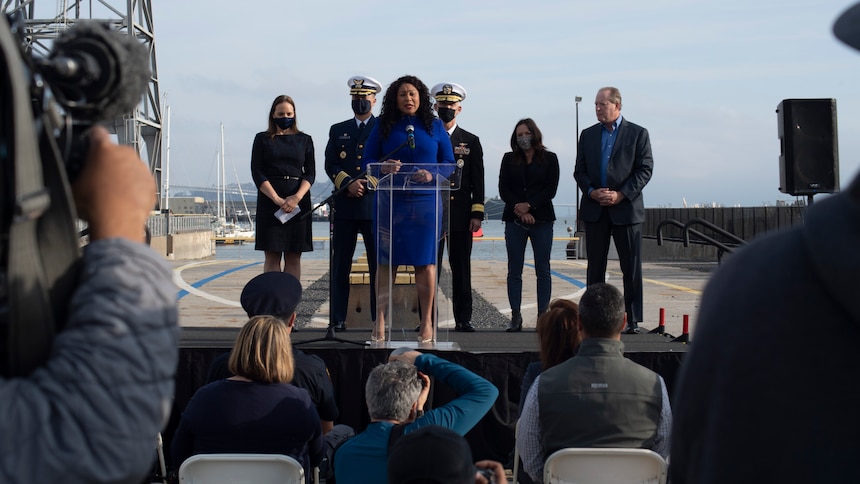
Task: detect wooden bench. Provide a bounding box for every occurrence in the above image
[345,254,418,329]
[348,257,415,285]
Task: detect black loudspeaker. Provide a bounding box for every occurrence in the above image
[776,99,839,195]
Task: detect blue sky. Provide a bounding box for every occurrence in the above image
[152,0,860,210]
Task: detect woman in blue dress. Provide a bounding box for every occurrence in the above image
[251,95,315,278]
[362,75,455,343]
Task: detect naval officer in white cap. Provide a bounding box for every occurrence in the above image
[431,82,485,332]
[324,76,382,332]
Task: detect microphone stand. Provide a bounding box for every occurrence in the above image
[294,139,409,347]
[294,203,366,347]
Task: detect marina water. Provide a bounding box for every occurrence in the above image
[213,219,580,262]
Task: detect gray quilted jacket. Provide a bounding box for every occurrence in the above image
[0,239,179,483]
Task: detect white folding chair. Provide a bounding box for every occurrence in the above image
[178,453,305,484]
[543,448,668,484]
[152,432,167,483]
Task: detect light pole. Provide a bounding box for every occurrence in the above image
[574,96,583,232]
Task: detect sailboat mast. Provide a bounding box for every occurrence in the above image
[233,163,253,227]
[215,151,221,226]
[220,122,226,225]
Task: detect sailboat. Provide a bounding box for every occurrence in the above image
[213,123,255,244]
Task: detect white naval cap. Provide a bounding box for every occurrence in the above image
[348,75,382,95]
[431,82,467,103]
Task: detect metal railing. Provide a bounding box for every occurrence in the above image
[656,218,747,263]
[146,214,211,237]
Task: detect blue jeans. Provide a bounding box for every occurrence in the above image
[505,220,553,313]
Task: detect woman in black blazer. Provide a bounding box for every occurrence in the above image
[498,118,560,332]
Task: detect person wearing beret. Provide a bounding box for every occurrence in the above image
[432,82,485,333]
[324,75,382,333]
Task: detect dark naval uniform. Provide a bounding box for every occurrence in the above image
[324,116,377,327]
[442,125,484,328]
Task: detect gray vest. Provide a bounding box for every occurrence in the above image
[537,338,662,456]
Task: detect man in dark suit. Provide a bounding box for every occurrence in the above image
[324,75,381,332]
[574,87,653,334]
[431,82,485,332]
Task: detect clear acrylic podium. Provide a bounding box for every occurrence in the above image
[366,161,461,350]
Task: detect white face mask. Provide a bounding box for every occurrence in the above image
[516,135,533,150]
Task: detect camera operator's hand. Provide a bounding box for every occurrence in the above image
[72,126,155,243]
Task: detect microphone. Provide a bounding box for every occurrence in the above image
[39,20,151,121]
[406,124,416,149]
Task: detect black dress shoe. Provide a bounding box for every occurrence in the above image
[455,322,476,332]
[625,325,641,334]
[332,321,346,332]
[506,311,523,332]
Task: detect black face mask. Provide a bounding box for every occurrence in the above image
[437,107,456,123]
[274,117,295,130]
[352,99,372,115]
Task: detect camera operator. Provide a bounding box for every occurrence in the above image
[0,126,179,483]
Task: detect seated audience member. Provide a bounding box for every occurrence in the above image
[334,350,499,484]
[206,272,352,476]
[516,298,580,484]
[518,283,671,482]
[388,425,508,484]
[519,298,581,412]
[171,315,325,476]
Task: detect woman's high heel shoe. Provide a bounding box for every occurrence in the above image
[506,310,523,332]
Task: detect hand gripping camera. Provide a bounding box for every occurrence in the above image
[0,13,149,377]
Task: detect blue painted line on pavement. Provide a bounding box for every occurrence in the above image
[524,262,586,288]
[176,261,263,300]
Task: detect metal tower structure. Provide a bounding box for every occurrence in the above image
[3,0,164,208]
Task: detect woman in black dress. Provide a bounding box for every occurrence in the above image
[251,95,315,277]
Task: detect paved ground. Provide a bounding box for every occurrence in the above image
[173,256,712,343]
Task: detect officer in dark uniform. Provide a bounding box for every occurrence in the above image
[324,75,381,332]
[432,82,485,332]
